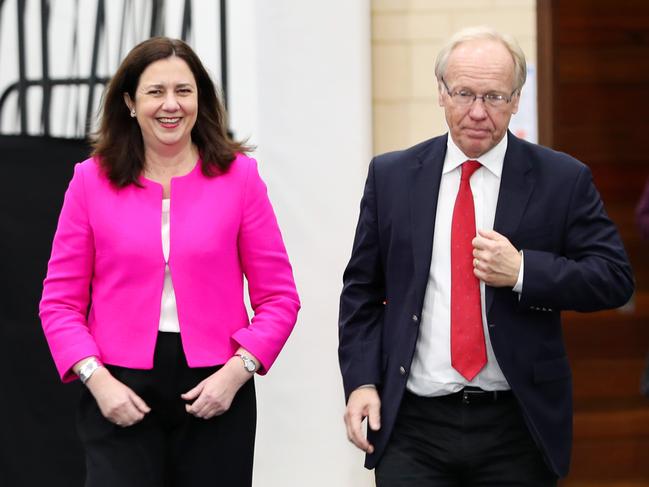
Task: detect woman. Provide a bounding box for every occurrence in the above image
[39,37,300,486]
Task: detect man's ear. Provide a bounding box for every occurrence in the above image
[437,83,445,108]
[510,90,521,115]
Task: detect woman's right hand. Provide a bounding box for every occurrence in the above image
[85,368,151,427]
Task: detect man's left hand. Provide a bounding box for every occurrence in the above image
[472,229,521,288]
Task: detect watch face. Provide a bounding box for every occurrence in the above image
[79,360,98,383]
[244,359,256,372]
[237,354,256,373]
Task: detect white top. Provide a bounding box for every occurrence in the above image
[159,198,181,333]
[406,135,522,396]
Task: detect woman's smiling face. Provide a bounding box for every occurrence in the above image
[125,56,198,152]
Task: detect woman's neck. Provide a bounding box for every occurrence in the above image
[143,143,199,181]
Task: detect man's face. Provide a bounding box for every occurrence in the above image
[439,39,520,158]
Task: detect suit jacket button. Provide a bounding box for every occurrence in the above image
[412,314,418,322]
[399,366,406,375]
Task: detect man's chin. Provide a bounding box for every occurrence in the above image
[459,142,490,159]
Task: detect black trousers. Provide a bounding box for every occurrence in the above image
[375,389,558,487]
[77,332,256,487]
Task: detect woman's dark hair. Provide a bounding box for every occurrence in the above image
[91,37,250,187]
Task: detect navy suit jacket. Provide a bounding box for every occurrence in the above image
[338,131,634,477]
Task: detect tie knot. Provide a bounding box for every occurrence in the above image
[461,160,481,181]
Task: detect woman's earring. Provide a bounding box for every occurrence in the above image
[130,108,136,118]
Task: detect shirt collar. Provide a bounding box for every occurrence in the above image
[443,133,508,178]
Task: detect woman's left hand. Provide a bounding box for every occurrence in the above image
[181,357,253,419]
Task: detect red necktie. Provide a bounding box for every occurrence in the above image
[451,160,486,381]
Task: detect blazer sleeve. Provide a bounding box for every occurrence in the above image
[39,163,101,382]
[338,159,385,401]
[231,159,300,374]
[519,164,634,312]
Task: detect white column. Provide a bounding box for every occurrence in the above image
[229,1,374,485]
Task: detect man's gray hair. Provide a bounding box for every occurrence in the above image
[434,26,527,93]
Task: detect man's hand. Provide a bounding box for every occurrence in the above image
[86,368,151,427]
[344,387,381,454]
[472,229,521,287]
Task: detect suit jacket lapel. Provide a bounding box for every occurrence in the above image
[410,135,447,307]
[487,131,535,314]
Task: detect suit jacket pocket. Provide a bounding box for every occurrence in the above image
[533,355,571,383]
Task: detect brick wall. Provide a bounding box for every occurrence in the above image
[371,0,536,154]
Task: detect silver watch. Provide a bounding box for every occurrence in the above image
[236,353,257,373]
[78,357,102,384]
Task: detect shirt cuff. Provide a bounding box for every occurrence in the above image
[512,250,524,294]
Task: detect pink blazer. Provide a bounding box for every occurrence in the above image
[40,154,300,382]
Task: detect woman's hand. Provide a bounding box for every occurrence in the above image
[85,368,151,427]
[181,356,253,419]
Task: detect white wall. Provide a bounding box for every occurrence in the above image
[228,2,375,486]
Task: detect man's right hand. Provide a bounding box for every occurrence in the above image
[344,386,381,454]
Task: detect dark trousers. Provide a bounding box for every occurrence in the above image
[375,389,558,487]
[77,332,256,487]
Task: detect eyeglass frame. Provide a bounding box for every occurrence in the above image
[440,77,519,108]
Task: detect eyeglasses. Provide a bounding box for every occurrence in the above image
[441,77,517,108]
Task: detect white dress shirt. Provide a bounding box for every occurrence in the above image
[159,198,181,333]
[406,134,520,396]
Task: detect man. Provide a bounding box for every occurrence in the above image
[338,26,634,486]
